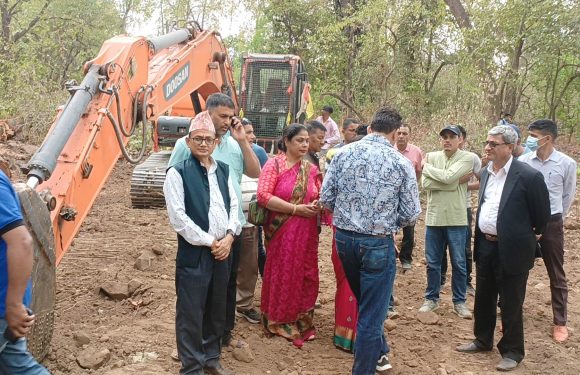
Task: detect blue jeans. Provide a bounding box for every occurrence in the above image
[425,226,468,304]
[335,229,396,375]
[0,319,50,374]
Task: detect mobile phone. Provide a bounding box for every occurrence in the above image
[3,308,33,343]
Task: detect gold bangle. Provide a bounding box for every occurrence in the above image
[291,204,297,215]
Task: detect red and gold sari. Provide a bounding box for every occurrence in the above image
[257,154,320,343]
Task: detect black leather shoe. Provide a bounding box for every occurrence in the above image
[496,357,519,371]
[456,342,491,353]
[204,364,236,375]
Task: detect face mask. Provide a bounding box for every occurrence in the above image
[525,135,547,151]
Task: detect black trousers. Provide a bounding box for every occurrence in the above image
[224,235,243,338]
[175,250,231,375]
[473,237,528,363]
[442,208,473,284]
[399,224,415,264]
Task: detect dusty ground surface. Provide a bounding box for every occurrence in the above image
[2,139,579,375]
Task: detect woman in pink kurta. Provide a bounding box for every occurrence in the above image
[256,124,321,348]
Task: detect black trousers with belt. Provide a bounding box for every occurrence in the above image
[473,236,529,363]
[175,249,232,375]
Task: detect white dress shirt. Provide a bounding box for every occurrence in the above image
[519,149,577,216]
[478,157,513,235]
[164,158,241,247]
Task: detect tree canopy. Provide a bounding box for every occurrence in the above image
[1,0,577,143]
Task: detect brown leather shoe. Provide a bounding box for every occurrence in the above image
[204,364,236,375]
[553,325,569,342]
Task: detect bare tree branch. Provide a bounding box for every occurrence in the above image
[12,0,50,43]
[320,92,367,123]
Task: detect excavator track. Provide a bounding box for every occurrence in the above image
[130,151,172,208]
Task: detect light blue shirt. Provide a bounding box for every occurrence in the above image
[519,149,577,216]
[320,134,421,235]
[168,133,247,225]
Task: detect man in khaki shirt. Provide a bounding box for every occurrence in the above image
[419,125,474,319]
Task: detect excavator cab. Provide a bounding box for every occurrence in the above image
[239,54,307,153]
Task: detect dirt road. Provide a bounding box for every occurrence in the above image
[29,158,577,375]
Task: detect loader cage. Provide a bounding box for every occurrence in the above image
[239,54,306,151]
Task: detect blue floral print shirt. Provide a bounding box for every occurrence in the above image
[320,134,421,235]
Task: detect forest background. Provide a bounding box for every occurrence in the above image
[0,0,577,151]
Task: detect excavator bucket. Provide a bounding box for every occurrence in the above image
[14,183,56,361]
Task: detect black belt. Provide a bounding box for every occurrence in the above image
[483,233,498,242]
[336,228,392,238]
[549,213,562,221]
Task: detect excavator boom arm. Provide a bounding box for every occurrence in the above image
[26,27,237,265]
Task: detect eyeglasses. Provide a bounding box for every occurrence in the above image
[483,141,508,148]
[189,136,216,145]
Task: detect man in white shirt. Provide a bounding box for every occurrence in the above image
[457,125,550,372]
[164,111,241,375]
[315,106,340,151]
[519,119,577,343]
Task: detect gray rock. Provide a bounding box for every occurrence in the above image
[134,251,156,271]
[232,345,255,363]
[384,320,397,332]
[417,311,440,325]
[127,279,143,295]
[76,347,111,369]
[151,245,165,256]
[100,282,130,301]
[73,331,91,347]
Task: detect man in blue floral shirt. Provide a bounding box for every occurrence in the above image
[320,107,421,375]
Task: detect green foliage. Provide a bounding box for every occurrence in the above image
[0,0,123,143]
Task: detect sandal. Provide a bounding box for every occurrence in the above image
[302,328,316,341]
[292,338,304,348]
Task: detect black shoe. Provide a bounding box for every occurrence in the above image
[236,308,261,324]
[376,355,392,371]
[456,342,491,353]
[204,363,236,375]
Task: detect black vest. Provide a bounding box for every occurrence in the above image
[172,156,231,267]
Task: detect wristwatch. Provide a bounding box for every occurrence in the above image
[226,229,235,238]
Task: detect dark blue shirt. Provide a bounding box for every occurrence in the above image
[251,143,269,167]
[0,171,32,318]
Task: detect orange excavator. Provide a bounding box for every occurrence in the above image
[15,24,238,359]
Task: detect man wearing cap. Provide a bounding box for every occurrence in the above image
[457,125,550,371]
[164,111,241,375]
[519,119,577,343]
[419,125,474,319]
[169,93,261,350]
[315,106,340,152]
